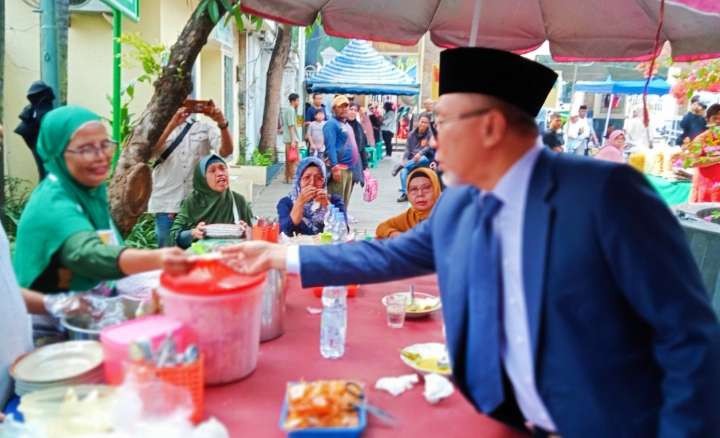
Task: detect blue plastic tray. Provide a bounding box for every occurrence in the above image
[279,397,367,437]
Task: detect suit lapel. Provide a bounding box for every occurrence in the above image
[440,189,479,383]
[522,150,556,363]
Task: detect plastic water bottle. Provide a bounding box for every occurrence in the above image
[330,211,341,243]
[324,206,336,233]
[320,286,347,359]
[333,212,349,243]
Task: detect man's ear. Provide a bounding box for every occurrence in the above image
[478,110,507,149]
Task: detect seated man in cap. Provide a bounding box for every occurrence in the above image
[222,48,720,437]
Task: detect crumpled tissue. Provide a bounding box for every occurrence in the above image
[423,373,454,404]
[374,374,419,396]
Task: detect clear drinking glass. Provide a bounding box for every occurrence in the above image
[386,294,407,328]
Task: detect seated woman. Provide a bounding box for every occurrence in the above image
[277,157,346,236]
[376,167,441,239]
[169,154,253,249]
[595,130,626,163]
[13,106,183,294]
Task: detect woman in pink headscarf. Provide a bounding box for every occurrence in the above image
[595,130,626,163]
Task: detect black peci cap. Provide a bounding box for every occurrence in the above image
[439,47,558,117]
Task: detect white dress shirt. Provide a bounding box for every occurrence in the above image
[490,140,556,430]
[285,140,556,430]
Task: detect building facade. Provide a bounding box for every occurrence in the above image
[3,0,305,182]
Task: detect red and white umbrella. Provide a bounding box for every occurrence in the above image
[241,0,720,62]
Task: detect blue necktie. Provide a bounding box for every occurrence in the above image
[464,193,504,413]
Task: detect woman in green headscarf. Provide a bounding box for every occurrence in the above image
[13,106,184,293]
[169,154,253,249]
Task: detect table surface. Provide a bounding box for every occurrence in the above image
[204,275,526,437]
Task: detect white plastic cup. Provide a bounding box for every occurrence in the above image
[386,294,407,328]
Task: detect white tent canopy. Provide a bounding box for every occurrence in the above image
[242,0,720,62]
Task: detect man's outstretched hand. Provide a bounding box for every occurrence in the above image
[221,241,288,275]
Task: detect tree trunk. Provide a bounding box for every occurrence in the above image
[109,3,228,235]
[258,24,292,158]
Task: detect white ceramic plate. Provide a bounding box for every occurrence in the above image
[381,292,442,319]
[15,370,105,396]
[12,341,104,383]
[399,342,452,376]
[204,223,245,239]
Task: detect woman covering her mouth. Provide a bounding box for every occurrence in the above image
[169,153,253,248]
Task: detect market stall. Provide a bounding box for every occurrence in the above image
[574,76,671,141]
[646,175,692,206]
[307,39,419,96]
[305,39,420,162]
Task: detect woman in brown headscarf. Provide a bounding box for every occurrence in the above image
[376,167,442,239]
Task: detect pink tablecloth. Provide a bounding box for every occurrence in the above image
[204,275,526,437]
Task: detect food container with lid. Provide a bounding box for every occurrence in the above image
[100,315,195,384]
[158,257,266,384]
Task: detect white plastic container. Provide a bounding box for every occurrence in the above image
[158,258,266,384]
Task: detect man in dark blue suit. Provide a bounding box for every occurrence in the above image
[224,48,720,437]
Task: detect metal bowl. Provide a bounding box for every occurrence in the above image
[60,315,101,341]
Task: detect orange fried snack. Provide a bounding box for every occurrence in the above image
[284,380,362,429]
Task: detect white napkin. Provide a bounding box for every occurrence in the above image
[423,373,454,404]
[374,374,419,396]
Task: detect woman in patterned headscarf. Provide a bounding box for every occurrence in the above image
[277,157,346,236]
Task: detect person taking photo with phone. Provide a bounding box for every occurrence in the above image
[148,98,234,247]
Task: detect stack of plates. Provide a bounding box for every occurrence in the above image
[204,223,245,239]
[11,341,105,396]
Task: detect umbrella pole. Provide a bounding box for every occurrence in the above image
[604,93,613,139]
[468,0,482,46]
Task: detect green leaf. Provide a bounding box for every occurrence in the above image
[219,0,232,12]
[232,13,245,31]
[195,0,210,18]
[208,0,220,23]
[252,15,263,31]
[126,84,135,99]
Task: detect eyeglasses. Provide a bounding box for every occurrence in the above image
[408,184,434,196]
[65,140,117,161]
[301,174,325,185]
[434,107,494,138]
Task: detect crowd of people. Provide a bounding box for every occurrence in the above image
[3,45,720,437]
[0,89,447,412]
[0,91,441,316]
[223,46,720,436]
[540,99,720,168]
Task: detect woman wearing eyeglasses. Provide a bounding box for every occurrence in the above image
[276,157,346,237]
[13,106,185,294]
[376,167,441,239]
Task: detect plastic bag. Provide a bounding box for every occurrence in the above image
[12,377,228,437]
[362,170,378,202]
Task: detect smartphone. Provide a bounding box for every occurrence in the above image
[183,99,213,114]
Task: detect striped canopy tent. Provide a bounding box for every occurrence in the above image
[307,40,419,96]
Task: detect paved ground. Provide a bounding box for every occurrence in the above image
[252,152,409,236]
